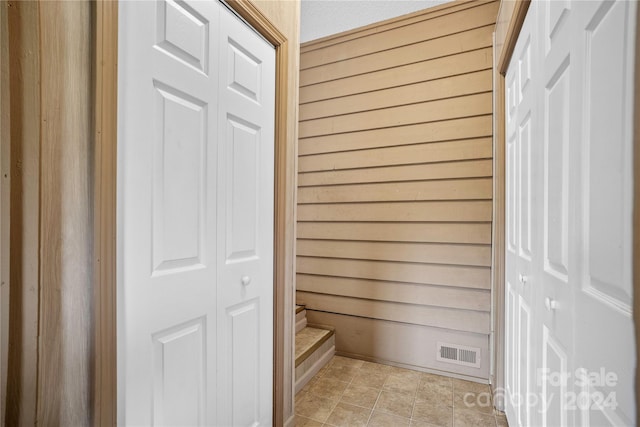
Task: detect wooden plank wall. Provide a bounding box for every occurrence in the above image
[296,0,498,378]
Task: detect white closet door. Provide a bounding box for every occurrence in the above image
[571,1,636,425]
[215,5,275,427]
[505,1,636,425]
[118,1,275,425]
[504,4,539,426]
[538,1,575,425]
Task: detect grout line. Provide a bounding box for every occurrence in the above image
[408,372,421,423]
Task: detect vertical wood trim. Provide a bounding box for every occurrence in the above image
[491,69,507,411]
[0,0,10,423]
[496,0,531,74]
[6,1,41,424]
[491,0,530,411]
[37,2,93,424]
[94,1,118,425]
[633,3,640,424]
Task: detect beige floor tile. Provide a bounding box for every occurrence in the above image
[412,399,453,427]
[421,373,453,387]
[417,377,453,404]
[374,390,415,418]
[331,356,365,369]
[323,364,361,382]
[341,383,381,409]
[452,379,491,395]
[295,415,325,427]
[351,371,389,389]
[315,363,331,378]
[368,410,411,427]
[361,361,393,374]
[410,419,445,427]
[325,402,371,427]
[309,377,350,401]
[296,390,308,406]
[383,374,420,396]
[295,393,338,423]
[453,392,493,415]
[453,408,497,427]
[495,412,509,427]
[387,366,423,382]
[300,377,318,395]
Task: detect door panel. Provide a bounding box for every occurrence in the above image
[504,5,538,425]
[152,82,208,273]
[505,0,636,425]
[541,326,568,427]
[118,1,275,425]
[152,317,206,426]
[216,7,275,427]
[574,1,636,424]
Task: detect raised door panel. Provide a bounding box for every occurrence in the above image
[156,0,210,74]
[225,116,260,261]
[541,326,568,427]
[518,297,531,427]
[152,82,208,274]
[582,0,633,313]
[152,318,206,426]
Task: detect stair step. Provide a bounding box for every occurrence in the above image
[295,325,335,394]
[295,304,305,314]
[295,308,307,334]
[295,326,334,367]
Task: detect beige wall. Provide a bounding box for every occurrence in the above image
[296,0,498,379]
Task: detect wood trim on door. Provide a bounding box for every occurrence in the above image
[633,3,640,424]
[93,1,290,425]
[94,1,118,425]
[491,0,530,412]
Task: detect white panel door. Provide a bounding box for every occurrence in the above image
[216,6,275,427]
[572,1,636,424]
[504,1,636,425]
[504,4,539,426]
[118,1,275,425]
[538,1,575,425]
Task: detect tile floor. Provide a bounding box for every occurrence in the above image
[295,356,509,427]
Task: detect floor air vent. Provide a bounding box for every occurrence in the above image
[436,342,481,368]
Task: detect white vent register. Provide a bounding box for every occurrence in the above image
[436,342,481,368]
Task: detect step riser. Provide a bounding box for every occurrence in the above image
[295,309,307,333]
[295,334,335,394]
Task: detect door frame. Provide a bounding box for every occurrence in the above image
[93,1,290,424]
[492,0,640,421]
[491,0,530,411]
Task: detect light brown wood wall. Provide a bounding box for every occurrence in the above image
[296,0,498,376]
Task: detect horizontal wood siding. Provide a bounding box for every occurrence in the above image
[296,0,498,376]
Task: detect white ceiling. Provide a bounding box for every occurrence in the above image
[300,0,454,43]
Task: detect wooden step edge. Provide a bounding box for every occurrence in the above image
[295,327,335,368]
[296,304,306,314]
[306,323,335,333]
